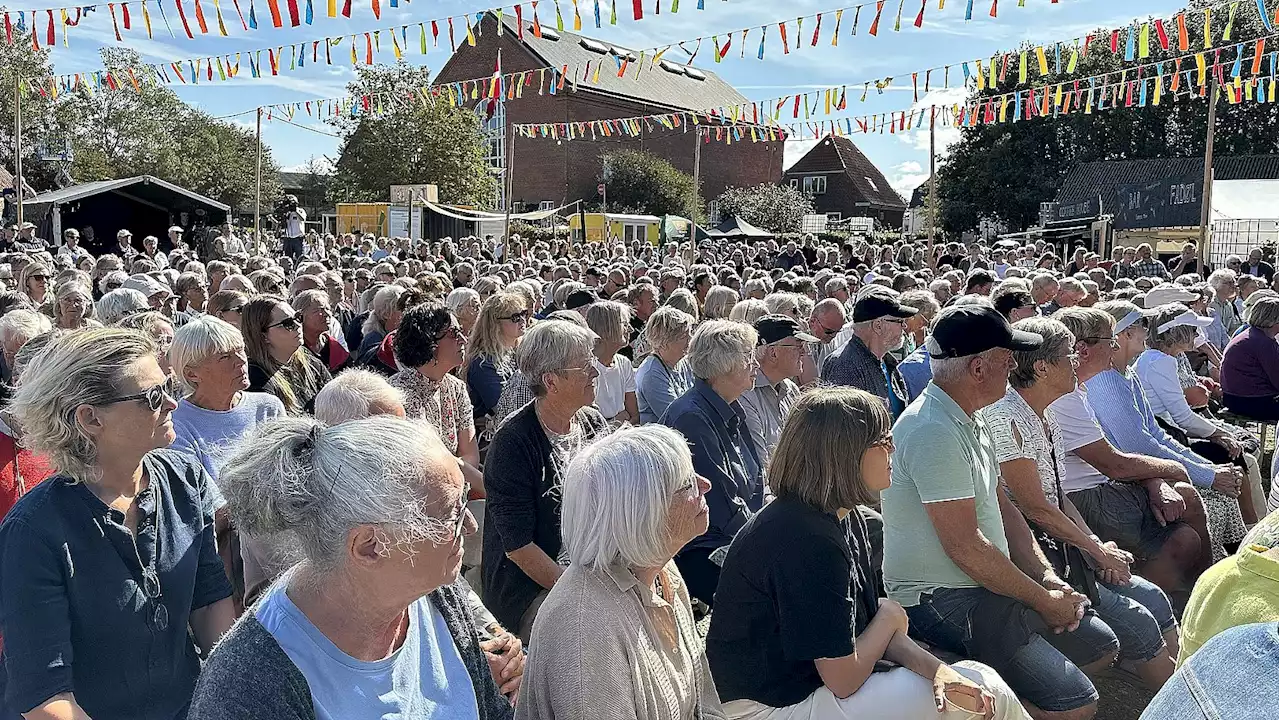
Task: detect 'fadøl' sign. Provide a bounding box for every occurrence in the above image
[1113,175,1201,230]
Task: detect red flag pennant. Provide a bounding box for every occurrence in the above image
[194,0,209,33]
[46,9,55,46]
[990,0,997,18]
[265,0,284,26]
[3,14,11,45]
[108,3,123,40]
[341,0,351,17]
[121,3,131,28]
[632,0,642,20]
[285,0,299,26]
[1154,18,1169,50]
[365,32,373,64]
[1110,29,1118,54]
[515,4,524,39]
[869,1,885,36]
[914,0,925,27]
[230,0,248,29]
[811,13,821,46]
[371,0,380,19]
[719,34,731,59]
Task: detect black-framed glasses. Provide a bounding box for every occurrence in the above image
[266,312,304,331]
[435,325,464,342]
[502,310,530,324]
[107,377,183,412]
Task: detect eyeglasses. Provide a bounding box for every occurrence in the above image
[814,321,841,339]
[1053,352,1081,367]
[266,312,304,331]
[224,304,245,314]
[107,376,183,412]
[556,361,597,378]
[28,275,46,282]
[672,474,699,499]
[1078,336,1121,349]
[502,311,530,324]
[435,325,464,342]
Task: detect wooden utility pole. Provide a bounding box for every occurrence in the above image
[928,105,939,270]
[1197,75,1218,260]
[690,126,702,244]
[13,78,23,228]
[253,107,263,255]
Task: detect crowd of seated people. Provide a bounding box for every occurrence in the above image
[0,221,1273,719]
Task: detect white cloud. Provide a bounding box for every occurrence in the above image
[888,160,931,199]
[783,139,819,171]
[281,156,334,173]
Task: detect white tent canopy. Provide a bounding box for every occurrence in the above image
[1211,179,1280,221]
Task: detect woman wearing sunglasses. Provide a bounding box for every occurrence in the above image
[0,328,235,720]
[242,296,332,416]
[18,260,52,309]
[463,291,529,442]
[188,416,513,720]
[708,387,1026,720]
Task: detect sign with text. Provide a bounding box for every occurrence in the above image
[1054,197,1100,222]
[389,184,438,204]
[1114,175,1202,230]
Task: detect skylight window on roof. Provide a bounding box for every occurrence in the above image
[864,176,879,192]
[682,67,706,80]
[609,46,638,61]
[580,38,608,54]
[536,26,560,40]
[659,60,684,74]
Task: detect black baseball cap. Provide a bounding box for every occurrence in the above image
[754,314,821,345]
[851,292,918,323]
[928,305,1043,359]
[564,289,597,310]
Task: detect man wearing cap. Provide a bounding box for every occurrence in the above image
[739,315,816,465]
[167,225,190,253]
[56,228,91,267]
[16,222,46,252]
[122,274,189,328]
[882,305,1107,720]
[820,288,914,419]
[115,229,139,262]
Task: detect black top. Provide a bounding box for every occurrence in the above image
[0,450,231,719]
[247,354,332,416]
[480,401,608,630]
[706,497,880,708]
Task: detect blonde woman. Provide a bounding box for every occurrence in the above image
[585,301,639,424]
[18,260,51,307]
[464,291,529,432]
[665,288,701,323]
[708,387,1026,720]
[0,329,234,720]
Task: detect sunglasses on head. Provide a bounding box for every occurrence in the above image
[107,376,183,412]
[266,312,304,331]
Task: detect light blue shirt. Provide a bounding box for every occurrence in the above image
[1082,368,1216,487]
[897,346,933,402]
[255,582,479,720]
[170,392,286,511]
[635,354,692,424]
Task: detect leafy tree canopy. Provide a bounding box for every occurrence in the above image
[328,63,497,208]
[714,183,814,233]
[599,149,698,217]
[937,0,1277,234]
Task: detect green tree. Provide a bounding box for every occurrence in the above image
[0,31,81,193]
[63,48,280,212]
[600,149,698,217]
[937,1,1277,233]
[328,63,496,208]
[714,183,814,233]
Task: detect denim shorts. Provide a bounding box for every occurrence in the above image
[908,587,1115,713]
[1096,576,1178,662]
[1069,483,1182,561]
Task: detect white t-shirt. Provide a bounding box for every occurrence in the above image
[1046,386,1109,493]
[593,354,636,420]
[286,211,305,238]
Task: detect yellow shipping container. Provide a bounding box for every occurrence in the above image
[336,203,391,236]
[569,213,661,245]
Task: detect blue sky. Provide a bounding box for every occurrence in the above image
[41,0,1193,197]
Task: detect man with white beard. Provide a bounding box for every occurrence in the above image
[820,287,917,420]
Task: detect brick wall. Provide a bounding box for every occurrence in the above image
[435,26,783,213]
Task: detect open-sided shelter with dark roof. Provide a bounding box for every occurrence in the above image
[1055,155,1279,217]
[782,135,906,229]
[435,12,783,218]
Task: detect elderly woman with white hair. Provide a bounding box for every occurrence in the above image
[636,306,697,423]
[0,329,235,720]
[0,308,51,384]
[52,279,99,330]
[447,286,483,336]
[187,415,515,720]
[482,319,610,641]
[517,425,723,720]
[96,286,151,325]
[356,283,405,360]
[659,319,764,607]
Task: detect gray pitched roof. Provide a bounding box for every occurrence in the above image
[495,13,750,113]
[28,176,230,211]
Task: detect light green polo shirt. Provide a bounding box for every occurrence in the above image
[882,382,1010,607]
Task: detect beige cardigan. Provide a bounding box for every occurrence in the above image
[516,560,725,720]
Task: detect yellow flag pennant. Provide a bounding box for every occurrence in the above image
[1035,46,1049,76]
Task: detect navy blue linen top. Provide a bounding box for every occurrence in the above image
[0,449,231,719]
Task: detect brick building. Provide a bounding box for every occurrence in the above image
[783,135,906,229]
[434,13,783,214]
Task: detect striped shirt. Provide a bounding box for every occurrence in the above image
[1082,368,1215,487]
